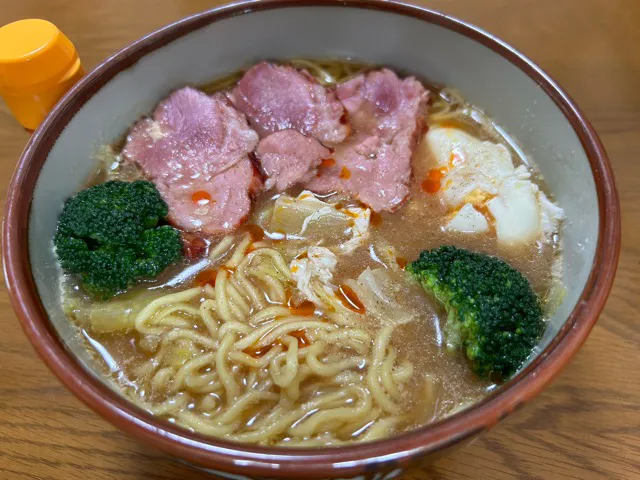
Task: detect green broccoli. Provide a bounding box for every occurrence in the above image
[54,180,183,299]
[407,246,544,380]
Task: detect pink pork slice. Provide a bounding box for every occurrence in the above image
[306,69,429,212]
[156,160,260,234]
[230,62,349,145]
[255,129,331,191]
[123,87,260,234]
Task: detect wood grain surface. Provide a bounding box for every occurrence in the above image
[1,1,638,479]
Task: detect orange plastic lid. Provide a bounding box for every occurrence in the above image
[0,19,80,93]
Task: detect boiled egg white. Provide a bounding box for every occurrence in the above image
[426,127,564,246]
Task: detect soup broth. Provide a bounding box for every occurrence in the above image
[61,59,562,446]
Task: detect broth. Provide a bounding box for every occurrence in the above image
[60,59,562,446]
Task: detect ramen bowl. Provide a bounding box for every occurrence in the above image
[3,1,620,478]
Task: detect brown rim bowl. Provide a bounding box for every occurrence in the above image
[2,1,620,479]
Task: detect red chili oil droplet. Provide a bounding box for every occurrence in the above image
[195,269,218,286]
[289,330,311,348]
[245,224,264,242]
[288,300,316,316]
[244,344,273,358]
[320,158,336,169]
[192,190,212,205]
[421,168,447,194]
[370,211,383,227]
[336,284,366,314]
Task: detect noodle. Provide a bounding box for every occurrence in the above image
[429,87,467,123]
[115,237,420,444]
[288,59,369,86]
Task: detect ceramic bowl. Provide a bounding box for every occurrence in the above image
[3,1,620,479]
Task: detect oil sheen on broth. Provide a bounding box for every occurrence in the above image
[62,59,561,446]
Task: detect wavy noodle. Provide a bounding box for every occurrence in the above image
[108,234,423,445]
[366,325,402,414]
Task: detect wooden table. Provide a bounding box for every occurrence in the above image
[1,1,638,479]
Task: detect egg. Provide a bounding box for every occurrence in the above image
[426,127,564,246]
[341,206,371,253]
[486,174,540,245]
[427,127,514,208]
[539,190,566,240]
[446,203,490,233]
[290,246,337,306]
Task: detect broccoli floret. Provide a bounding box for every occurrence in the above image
[54,180,183,299]
[407,246,544,380]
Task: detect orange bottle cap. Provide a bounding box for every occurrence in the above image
[0,19,80,93]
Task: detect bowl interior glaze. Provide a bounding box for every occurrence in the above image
[4,2,617,479]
